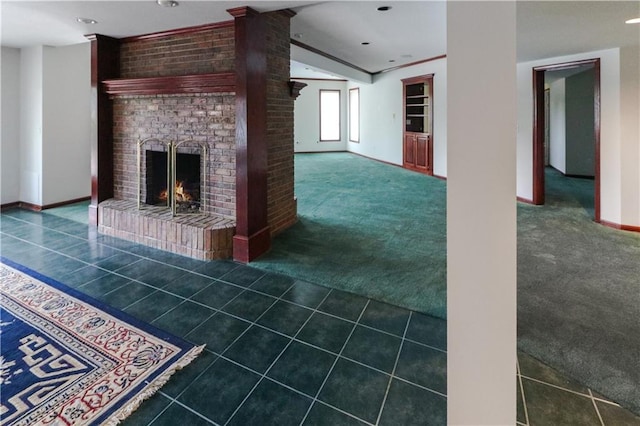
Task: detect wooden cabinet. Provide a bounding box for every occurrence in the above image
[402,75,433,175]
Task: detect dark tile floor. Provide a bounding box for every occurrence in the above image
[1,206,639,425]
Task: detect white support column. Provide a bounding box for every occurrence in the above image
[447,2,517,425]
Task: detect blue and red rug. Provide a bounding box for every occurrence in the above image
[0,257,204,425]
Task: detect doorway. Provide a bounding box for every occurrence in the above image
[532,58,601,222]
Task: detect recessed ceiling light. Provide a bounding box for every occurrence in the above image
[157,0,179,7]
[76,17,98,24]
[625,17,640,24]
[377,6,392,11]
[361,42,370,45]
[389,59,396,63]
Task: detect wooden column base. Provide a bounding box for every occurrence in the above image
[233,226,271,263]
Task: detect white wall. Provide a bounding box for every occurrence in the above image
[19,46,44,206]
[347,58,448,176]
[293,79,348,153]
[517,48,623,224]
[549,78,566,173]
[1,47,21,204]
[42,43,91,205]
[13,43,91,207]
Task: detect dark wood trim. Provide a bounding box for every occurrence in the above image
[290,39,371,76]
[230,7,271,262]
[42,196,91,210]
[319,89,341,142]
[290,78,348,82]
[87,34,120,226]
[227,6,259,18]
[17,202,43,212]
[295,150,348,154]
[533,59,599,73]
[349,151,405,170]
[233,226,271,263]
[0,202,19,211]
[564,174,595,180]
[2,197,91,212]
[375,54,447,75]
[532,68,546,205]
[102,73,236,96]
[120,21,234,42]
[517,196,534,204]
[288,81,308,99]
[600,220,640,233]
[532,58,601,222]
[593,61,601,223]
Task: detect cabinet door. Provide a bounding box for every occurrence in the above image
[415,134,429,171]
[404,134,416,167]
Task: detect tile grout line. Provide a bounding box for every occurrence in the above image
[155,393,220,426]
[3,219,444,347]
[5,223,447,404]
[589,388,606,426]
[374,310,413,426]
[297,299,372,426]
[519,374,616,403]
[4,225,439,354]
[517,358,530,426]
[157,279,300,426]
[223,288,337,426]
[201,347,375,426]
[4,214,447,421]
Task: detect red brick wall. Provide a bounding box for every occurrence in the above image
[265,11,297,235]
[110,24,238,219]
[109,15,296,241]
[112,93,236,218]
[119,24,235,78]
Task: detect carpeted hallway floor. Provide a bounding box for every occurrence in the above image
[518,168,640,417]
[252,152,640,417]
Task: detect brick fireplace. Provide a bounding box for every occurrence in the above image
[89,7,297,261]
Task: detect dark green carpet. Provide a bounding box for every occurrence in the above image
[252,153,447,318]
[517,168,640,416]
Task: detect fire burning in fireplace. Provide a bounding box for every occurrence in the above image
[159,181,194,202]
[146,150,202,213]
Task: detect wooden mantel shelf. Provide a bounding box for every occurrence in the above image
[102,72,236,96]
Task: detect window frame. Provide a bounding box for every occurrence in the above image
[319,89,341,142]
[349,87,360,143]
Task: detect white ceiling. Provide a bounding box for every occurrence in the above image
[1,1,639,77]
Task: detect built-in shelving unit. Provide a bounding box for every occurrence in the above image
[402,75,433,174]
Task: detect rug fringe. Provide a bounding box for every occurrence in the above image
[102,344,206,426]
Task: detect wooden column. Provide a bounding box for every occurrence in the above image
[228,7,271,262]
[86,34,120,226]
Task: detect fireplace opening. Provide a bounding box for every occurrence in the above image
[146,150,201,212]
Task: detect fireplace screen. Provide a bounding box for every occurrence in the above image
[137,138,207,215]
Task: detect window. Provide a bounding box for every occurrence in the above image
[349,88,360,143]
[319,90,341,141]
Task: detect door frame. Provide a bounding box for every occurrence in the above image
[532,58,601,222]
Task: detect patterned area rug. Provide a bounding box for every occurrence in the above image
[0,257,204,425]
